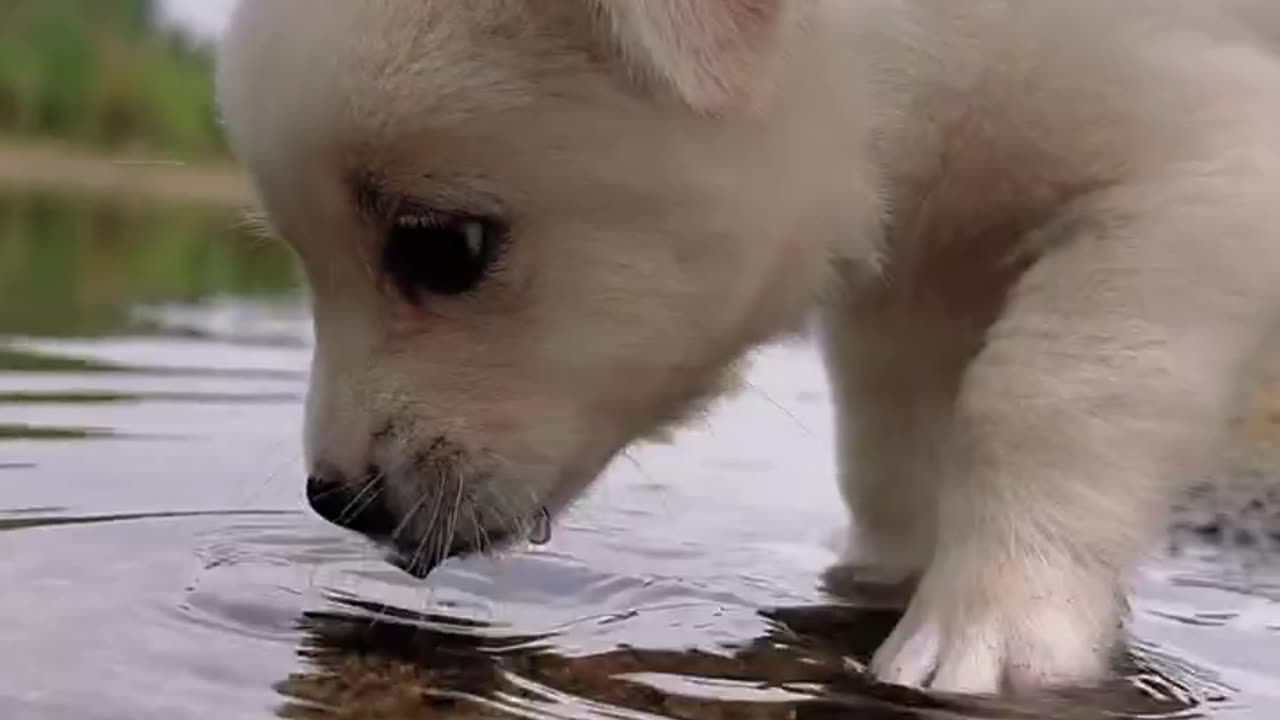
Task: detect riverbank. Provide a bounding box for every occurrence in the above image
[0,140,249,207]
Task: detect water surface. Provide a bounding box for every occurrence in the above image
[0,191,1276,719]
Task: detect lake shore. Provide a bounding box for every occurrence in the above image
[0,140,251,208]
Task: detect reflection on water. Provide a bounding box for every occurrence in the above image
[0,189,1276,720]
[0,423,110,441]
[0,193,299,338]
[274,597,1231,720]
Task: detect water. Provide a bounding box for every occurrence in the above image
[0,190,1276,720]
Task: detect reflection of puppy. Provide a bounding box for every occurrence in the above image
[217,0,1280,696]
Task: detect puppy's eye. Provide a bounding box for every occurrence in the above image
[382,213,504,300]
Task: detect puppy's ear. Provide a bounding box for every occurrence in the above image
[592,0,784,114]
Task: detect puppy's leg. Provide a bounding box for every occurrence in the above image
[820,304,973,592]
[870,187,1276,694]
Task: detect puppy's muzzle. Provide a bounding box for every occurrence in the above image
[305,471,513,578]
[306,472,398,537]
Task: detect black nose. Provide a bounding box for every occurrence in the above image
[306,473,399,538]
[305,472,521,581]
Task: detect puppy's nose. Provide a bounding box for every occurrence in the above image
[306,473,399,538]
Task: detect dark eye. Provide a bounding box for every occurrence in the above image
[382,213,504,301]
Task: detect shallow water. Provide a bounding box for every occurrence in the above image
[0,192,1276,720]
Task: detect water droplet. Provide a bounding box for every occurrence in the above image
[529,507,552,546]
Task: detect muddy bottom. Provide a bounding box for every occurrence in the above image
[0,193,1276,719]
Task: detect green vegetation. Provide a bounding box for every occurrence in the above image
[0,0,225,159]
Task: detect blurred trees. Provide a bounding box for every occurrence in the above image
[0,0,226,159]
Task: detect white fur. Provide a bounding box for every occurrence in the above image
[216,0,1280,696]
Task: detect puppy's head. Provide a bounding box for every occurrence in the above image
[217,0,861,574]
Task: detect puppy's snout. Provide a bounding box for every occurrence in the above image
[306,471,398,537]
[305,449,546,580]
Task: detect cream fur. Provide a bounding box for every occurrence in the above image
[216,0,1280,696]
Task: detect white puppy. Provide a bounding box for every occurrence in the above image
[216,0,1280,696]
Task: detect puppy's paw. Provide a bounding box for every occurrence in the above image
[869,548,1123,695]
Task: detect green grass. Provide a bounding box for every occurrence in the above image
[0,0,225,160]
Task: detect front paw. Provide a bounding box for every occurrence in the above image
[869,548,1125,695]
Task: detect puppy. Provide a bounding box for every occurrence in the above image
[215,0,1280,696]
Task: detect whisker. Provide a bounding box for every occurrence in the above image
[420,465,451,564]
[485,480,531,539]
[390,489,432,542]
[623,449,658,484]
[469,500,488,555]
[438,464,467,570]
[403,478,445,575]
[238,444,301,508]
[746,380,815,438]
[333,471,385,528]
[406,515,436,577]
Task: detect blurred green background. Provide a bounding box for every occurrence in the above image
[0,192,299,338]
[0,0,302,342]
[0,0,226,159]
